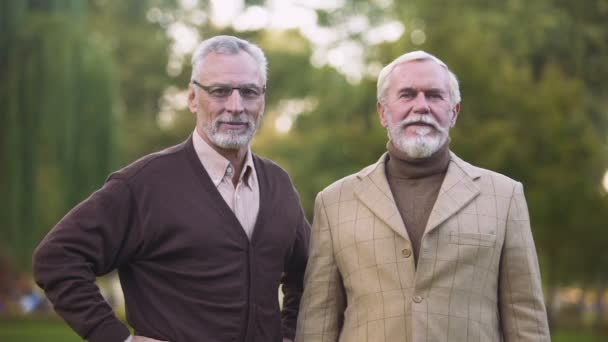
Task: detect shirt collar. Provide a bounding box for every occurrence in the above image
[192,130,256,188]
[241,149,257,189]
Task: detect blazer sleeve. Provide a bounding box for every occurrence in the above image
[295,192,346,342]
[498,182,551,341]
[32,177,141,342]
[281,201,311,340]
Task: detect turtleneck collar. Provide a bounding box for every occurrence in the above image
[386,140,451,179]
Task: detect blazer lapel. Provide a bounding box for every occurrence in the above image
[424,152,481,235]
[354,153,410,241]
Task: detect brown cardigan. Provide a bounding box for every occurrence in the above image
[33,136,310,342]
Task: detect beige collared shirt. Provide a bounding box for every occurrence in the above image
[192,131,259,239]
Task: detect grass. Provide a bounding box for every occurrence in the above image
[0,318,82,342]
[553,330,604,342]
[0,317,604,341]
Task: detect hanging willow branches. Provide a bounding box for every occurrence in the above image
[0,0,118,269]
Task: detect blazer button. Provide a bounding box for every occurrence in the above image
[401,248,412,258]
[413,295,423,303]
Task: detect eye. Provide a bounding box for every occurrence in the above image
[209,86,233,98]
[425,92,443,101]
[239,87,261,99]
[399,91,416,99]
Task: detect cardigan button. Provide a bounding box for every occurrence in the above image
[401,248,412,258]
[413,295,423,303]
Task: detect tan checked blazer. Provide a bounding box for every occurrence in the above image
[295,152,550,342]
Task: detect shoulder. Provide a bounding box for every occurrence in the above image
[318,173,360,200]
[450,152,521,195]
[252,154,307,211]
[316,156,383,206]
[252,153,300,196]
[252,154,291,180]
[109,139,189,183]
[252,153,289,177]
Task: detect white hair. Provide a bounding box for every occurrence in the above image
[191,35,268,84]
[376,50,460,106]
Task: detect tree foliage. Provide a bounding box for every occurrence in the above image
[0,1,119,269]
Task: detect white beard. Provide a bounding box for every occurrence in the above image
[203,113,258,150]
[388,114,449,158]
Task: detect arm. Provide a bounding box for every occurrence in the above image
[295,193,346,342]
[33,177,140,342]
[281,200,311,340]
[499,182,551,341]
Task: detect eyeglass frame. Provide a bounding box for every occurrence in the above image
[191,79,266,100]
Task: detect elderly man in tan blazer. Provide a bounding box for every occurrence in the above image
[295,51,550,342]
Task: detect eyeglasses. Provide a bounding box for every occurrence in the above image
[191,80,265,100]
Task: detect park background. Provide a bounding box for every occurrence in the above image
[1,0,607,340]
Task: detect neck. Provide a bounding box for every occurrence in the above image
[196,127,248,182]
[223,149,248,186]
[386,140,450,179]
[215,145,247,168]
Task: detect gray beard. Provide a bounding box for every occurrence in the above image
[203,113,258,150]
[391,130,448,158]
[387,113,449,159]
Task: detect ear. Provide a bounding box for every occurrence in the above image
[377,100,389,128]
[187,84,197,114]
[450,103,461,127]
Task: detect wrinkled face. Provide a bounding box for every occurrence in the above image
[188,51,265,152]
[378,60,460,158]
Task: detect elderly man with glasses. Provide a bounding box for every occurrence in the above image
[33,35,310,342]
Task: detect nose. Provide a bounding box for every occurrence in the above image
[412,92,430,114]
[225,90,245,114]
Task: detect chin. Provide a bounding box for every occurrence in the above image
[211,132,254,150]
[397,135,446,159]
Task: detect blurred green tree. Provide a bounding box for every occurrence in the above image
[86,0,185,162]
[0,0,118,271]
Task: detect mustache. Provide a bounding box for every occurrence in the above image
[213,114,252,126]
[398,114,445,133]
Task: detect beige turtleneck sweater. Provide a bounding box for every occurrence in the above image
[385,141,450,264]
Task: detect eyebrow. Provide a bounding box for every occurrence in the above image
[397,87,446,93]
[208,82,261,88]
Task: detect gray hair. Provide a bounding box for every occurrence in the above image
[376,50,460,106]
[191,35,268,84]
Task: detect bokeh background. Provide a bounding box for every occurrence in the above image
[1,0,607,340]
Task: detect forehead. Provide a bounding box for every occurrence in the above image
[197,51,262,84]
[388,60,449,92]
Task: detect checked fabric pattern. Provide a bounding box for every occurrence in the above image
[295,153,550,342]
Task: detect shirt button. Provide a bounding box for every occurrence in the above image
[413,295,423,303]
[226,165,234,177]
[401,248,412,258]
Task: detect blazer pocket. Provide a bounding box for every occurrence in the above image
[449,232,496,247]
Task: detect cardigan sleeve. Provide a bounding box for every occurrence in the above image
[33,177,141,342]
[280,193,311,340]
